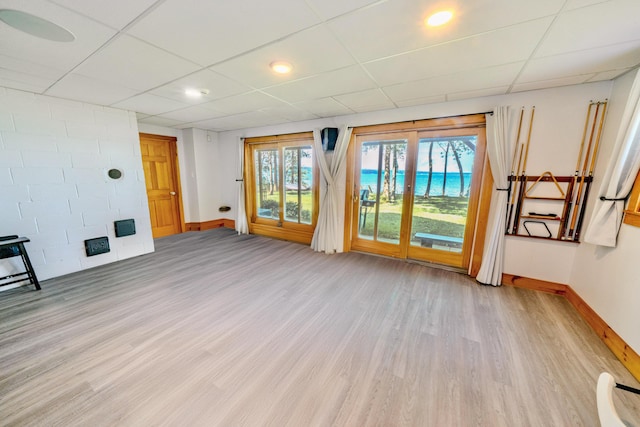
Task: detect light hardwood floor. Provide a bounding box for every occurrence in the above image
[1,228,639,426]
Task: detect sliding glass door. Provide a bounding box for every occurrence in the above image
[349,118,486,269]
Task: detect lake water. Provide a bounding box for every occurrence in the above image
[360,170,472,197]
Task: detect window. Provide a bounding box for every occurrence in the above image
[623,169,640,227]
[244,132,318,243]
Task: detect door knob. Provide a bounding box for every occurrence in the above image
[170,191,176,196]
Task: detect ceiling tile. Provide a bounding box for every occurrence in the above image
[511,75,592,93]
[0,0,116,76]
[0,67,57,93]
[73,34,200,92]
[261,104,319,122]
[301,0,381,21]
[189,111,287,131]
[46,73,138,105]
[350,103,399,114]
[0,53,68,83]
[111,93,190,115]
[199,92,289,116]
[49,0,159,29]
[334,89,395,111]
[264,66,377,103]
[137,116,186,127]
[536,0,640,57]
[586,68,632,82]
[150,69,252,104]
[211,25,356,89]
[365,18,551,87]
[328,0,562,62]
[158,105,227,123]
[294,98,354,117]
[519,41,640,83]
[395,95,447,108]
[564,0,609,9]
[383,62,523,103]
[447,86,509,101]
[127,0,320,66]
[2,0,640,130]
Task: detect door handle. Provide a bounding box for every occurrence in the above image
[170,191,176,196]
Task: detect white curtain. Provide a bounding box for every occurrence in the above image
[476,107,517,286]
[235,136,249,235]
[584,70,640,247]
[311,125,353,254]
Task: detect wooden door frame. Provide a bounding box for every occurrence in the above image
[343,114,493,276]
[139,132,186,236]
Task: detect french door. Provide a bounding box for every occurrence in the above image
[349,116,487,269]
[244,132,318,245]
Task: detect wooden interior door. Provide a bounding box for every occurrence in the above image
[140,133,184,238]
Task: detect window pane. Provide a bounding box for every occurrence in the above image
[358,142,379,240]
[410,137,476,252]
[358,140,407,243]
[254,148,279,219]
[284,145,313,224]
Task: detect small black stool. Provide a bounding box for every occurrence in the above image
[0,235,41,291]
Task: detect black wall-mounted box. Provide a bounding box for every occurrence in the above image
[114,219,136,237]
[321,127,339,151]
[85,237,110,257]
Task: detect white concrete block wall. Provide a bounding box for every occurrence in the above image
[0,87,154,286]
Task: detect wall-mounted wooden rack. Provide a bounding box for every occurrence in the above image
[507,174,592,242]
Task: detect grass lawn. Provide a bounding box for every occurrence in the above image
[360,195,468,240]
[258,190,468,242]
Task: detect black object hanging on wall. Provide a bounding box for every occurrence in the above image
[114,219,136,237]
[321,127,339,151]
[85,237,110,257]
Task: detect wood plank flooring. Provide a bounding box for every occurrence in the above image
[1,228,639,426]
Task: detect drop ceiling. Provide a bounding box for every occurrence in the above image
[1,0,639,131]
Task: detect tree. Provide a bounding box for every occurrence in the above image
[285,148,298,185]
[284,147,312,189]
[450,138,476,197]
[450,141,465,197]
[268,150,278,195]
[382,145,391,201]
[424,141,434,198]
[424,138,476,198]
[441,142,449,196]
[391,144,399,202]
[382,143,406,202]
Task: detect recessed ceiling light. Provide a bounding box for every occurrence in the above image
[270,61,293,74]
[185,88,209,98]
[426,10,453,27]
[0,9,75,42]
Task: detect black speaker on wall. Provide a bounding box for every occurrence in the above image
[321,127,339,151]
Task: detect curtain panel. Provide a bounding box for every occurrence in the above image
[311,125,353,254]
[235,137,249,235]
[584,70,640,247]
[476,107,517,286]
